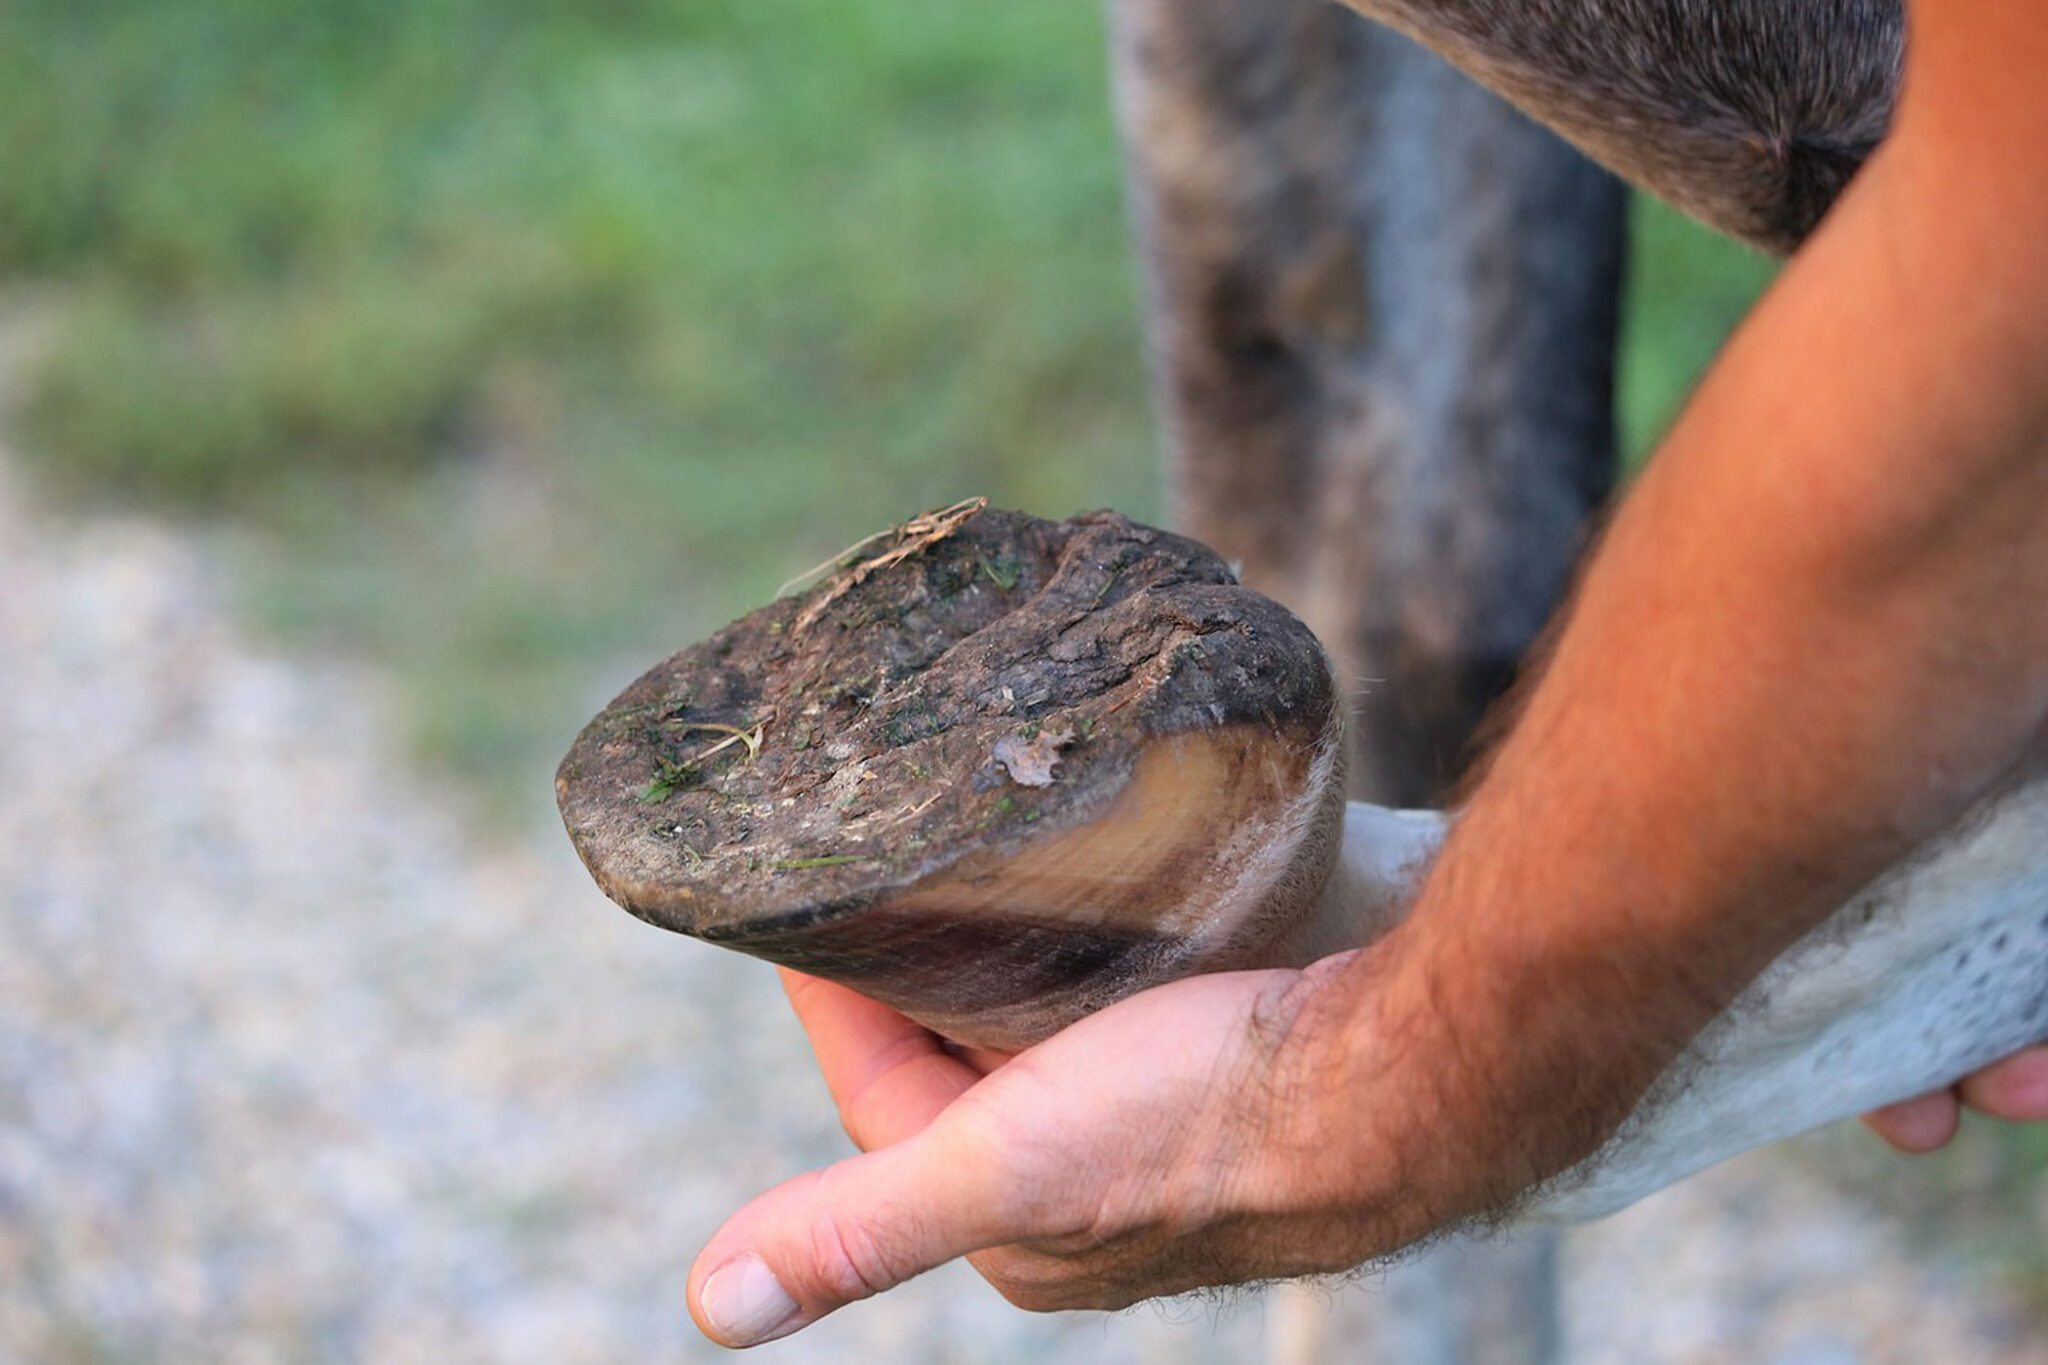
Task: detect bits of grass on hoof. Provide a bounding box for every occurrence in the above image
[556,504,1346,1049]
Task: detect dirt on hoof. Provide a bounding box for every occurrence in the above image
[556,503,1343,1046]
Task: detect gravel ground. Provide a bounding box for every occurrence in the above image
[2,437,2044,1363]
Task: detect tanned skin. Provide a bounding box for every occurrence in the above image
[684,1,2048,1345]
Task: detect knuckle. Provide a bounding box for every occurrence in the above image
[978,1254,1099,1313]
[991,1277,1063,1312]
[805,1215,901,1303]
[799,1162,933,1303]
[997,1256,1173,1313]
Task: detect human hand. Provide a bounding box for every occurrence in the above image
[1860,1046,2048,1152]
[684,954,1446,1348]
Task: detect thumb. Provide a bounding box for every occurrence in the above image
[686,1123,1046,1347]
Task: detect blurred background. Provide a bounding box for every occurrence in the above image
[3,0,2045,1359]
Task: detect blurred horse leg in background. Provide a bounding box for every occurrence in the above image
[1107,0,1626,1359]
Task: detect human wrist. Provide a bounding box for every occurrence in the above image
[1249,916,1583,1251]
[1292,835,1709,1235]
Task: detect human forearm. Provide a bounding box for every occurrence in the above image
[1288,39,2048,1235]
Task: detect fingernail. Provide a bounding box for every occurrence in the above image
[700,1253,804,1346]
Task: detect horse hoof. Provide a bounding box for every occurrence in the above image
[556,504,1345,1048]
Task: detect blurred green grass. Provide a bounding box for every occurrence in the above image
[3,0,1160,807]
[0,0,1769,810]
[3,0,1151,508]
[1620,196,1777,470]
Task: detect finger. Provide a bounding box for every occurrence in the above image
[1860,1088,1962,1152]
[779,969,979,1149]
[688,1124,1061,1348]
[1957,1045,2048,1121]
